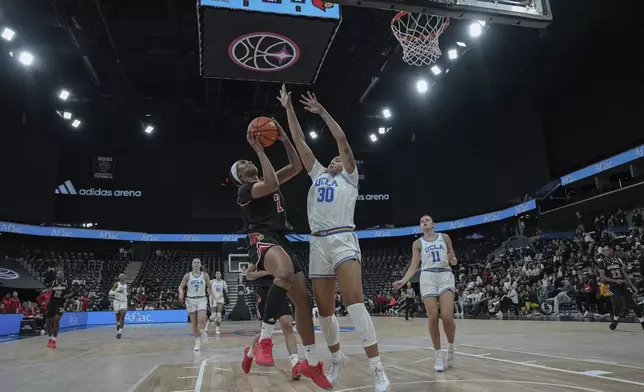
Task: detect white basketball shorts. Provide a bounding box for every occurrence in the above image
[113,300,128,312]
[420,270,455,299]
[186,297,208,313]
[309,231,361,278]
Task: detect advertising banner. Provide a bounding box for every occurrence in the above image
[0,259,45,290]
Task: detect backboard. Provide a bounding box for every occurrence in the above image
[329,0,552,28]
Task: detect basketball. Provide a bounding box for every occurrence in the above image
[248,117,279,148]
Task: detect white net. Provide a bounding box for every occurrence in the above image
[391,12,450,66]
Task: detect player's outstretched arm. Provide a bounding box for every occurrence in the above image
[247,132,280,199]
[300,91,356,175]
[393,240,421,289]
[278,84,317,173]
[273,120,303,184]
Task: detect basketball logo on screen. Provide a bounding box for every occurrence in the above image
[228,32,300,72]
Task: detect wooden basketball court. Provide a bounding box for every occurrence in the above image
[1,317,643,392]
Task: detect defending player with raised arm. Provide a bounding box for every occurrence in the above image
[393,215,458,372]
[279,85,390,392]
[232,129,331,389]
[242,264,302,381]
[178,258,214,351]
[108,273,128,339]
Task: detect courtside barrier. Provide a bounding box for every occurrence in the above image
[0,200,536,242]
[0,314,24,336]
[59,310,187,329]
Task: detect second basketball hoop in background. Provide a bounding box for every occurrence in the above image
[391,12,450,66]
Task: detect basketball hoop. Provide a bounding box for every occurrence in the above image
[391,12,450,66]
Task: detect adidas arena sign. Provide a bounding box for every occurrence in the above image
[55,180,142,198]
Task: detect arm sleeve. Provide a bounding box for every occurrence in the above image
[238,183,253,206]
[308,160,326,181]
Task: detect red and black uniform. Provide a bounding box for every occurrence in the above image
[46,280,71,318]
[598,258,643,322]
[255,274,293,320]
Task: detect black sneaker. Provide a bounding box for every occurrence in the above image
[116,332,122,339]
[609,320,618,330]
[640,321,644,330]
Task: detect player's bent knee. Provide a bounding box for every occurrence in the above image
[346,303,377,347]
[318,315,340,346]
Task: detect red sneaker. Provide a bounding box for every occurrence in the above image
[253,338,274,367]
[291,361,302,380]
[51,340,57,349]
[47,339,53,348]
[241,347,253,374]
[300,360,332,390]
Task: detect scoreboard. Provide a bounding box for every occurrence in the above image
[199,0,340,20]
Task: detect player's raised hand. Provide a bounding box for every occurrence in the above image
[247,129,264,153]
[277,84,293,109]
[272,118,287,141]
[392,280,404,290]
[300,91,324,114]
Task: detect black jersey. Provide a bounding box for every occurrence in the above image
[598,257,625,283]
[49,280,71,309]
[238,182,291,233]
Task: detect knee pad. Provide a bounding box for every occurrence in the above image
[346,303,377,347]
[318,315,340,346]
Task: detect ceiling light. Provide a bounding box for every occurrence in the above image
[63,112,72,120]
[378,127,386,135]
[144,125,154,134]
[416,79,429,93]
[71,119,81,128]
[456,41,467,47]
[477,20,487,26]
[1,28,15,42]
[448,49,458,60]
[18,51,34,66]
[369,134,378,142]
[309,131,318,139]
[382,108,391,119]
[59,90,70,100]
[469,22,483,38]
[431,65,442,75]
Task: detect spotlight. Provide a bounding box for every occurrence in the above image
[382,108,391,119]
[144,125,154,134]
[378,127,386,135]
[469,22,483,38]
[59,90,70,100]
[71,119,81,128]
[63,112,72,120]
[477,20,487,26]
[448,49,458,60]
[431,65,442,75]
[369,134,378,143]
[416,79,429,93]
[18,51,34,66]
[309,131,318,139]
[456,41,467,47]
[1,28,15,42]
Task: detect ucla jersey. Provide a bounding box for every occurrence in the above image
[187,272,206,298]
[420,234,450,270]
[211,279,227,300]
[307,160,359,232]
[114,282,128,303]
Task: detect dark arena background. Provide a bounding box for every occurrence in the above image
[1,1,644,392]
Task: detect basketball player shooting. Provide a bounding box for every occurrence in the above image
[108,273,128,339]
[209,271,228,335]
[242,263,302,381]
[393,215,458,372]
[278,84,391,392]
[231,128,331,389]
[178,258,214,351]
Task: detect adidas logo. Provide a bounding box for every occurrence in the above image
[54,180,143,197]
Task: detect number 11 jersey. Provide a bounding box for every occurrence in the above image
[420,234,450,270]
[307,160,359,233]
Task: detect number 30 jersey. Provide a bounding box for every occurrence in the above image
[420,234,450,270]
[307,160,359,233]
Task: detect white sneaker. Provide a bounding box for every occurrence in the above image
[447,348,455,368]
[371,363,391,392]
[326,352,348,383]
[583,311,589,317]
[201,331,208,343]
[215,327,220,335]
[194,339,200,351]
[495,311,503,317]
[434,352,445,372]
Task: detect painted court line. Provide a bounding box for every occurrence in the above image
[457,351,644,387]
[582,370,613,376]
[183,366,200,369]
[177,376,197,379]
[126,364,160,392]
[333,379,604,392]
[460,344,644,370]
[212,367,232,372]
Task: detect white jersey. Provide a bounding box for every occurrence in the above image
[187,272,206,297]
[114,282,128,303]
[211,279,227,300]
[307,160,359,233]
[419,234,450,270]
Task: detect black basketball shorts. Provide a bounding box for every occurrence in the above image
[247,232,301,275]
[255,284,293,321]
[45,305,63,318]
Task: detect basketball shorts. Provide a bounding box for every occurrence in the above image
[247,232,301,275]
[113,300,128,312]
[420,270,455,299]
[256,284,293,320]
[45,304,64,318]
[211,297,225,305]
[186,296,208,313]
[309,230,361,278]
